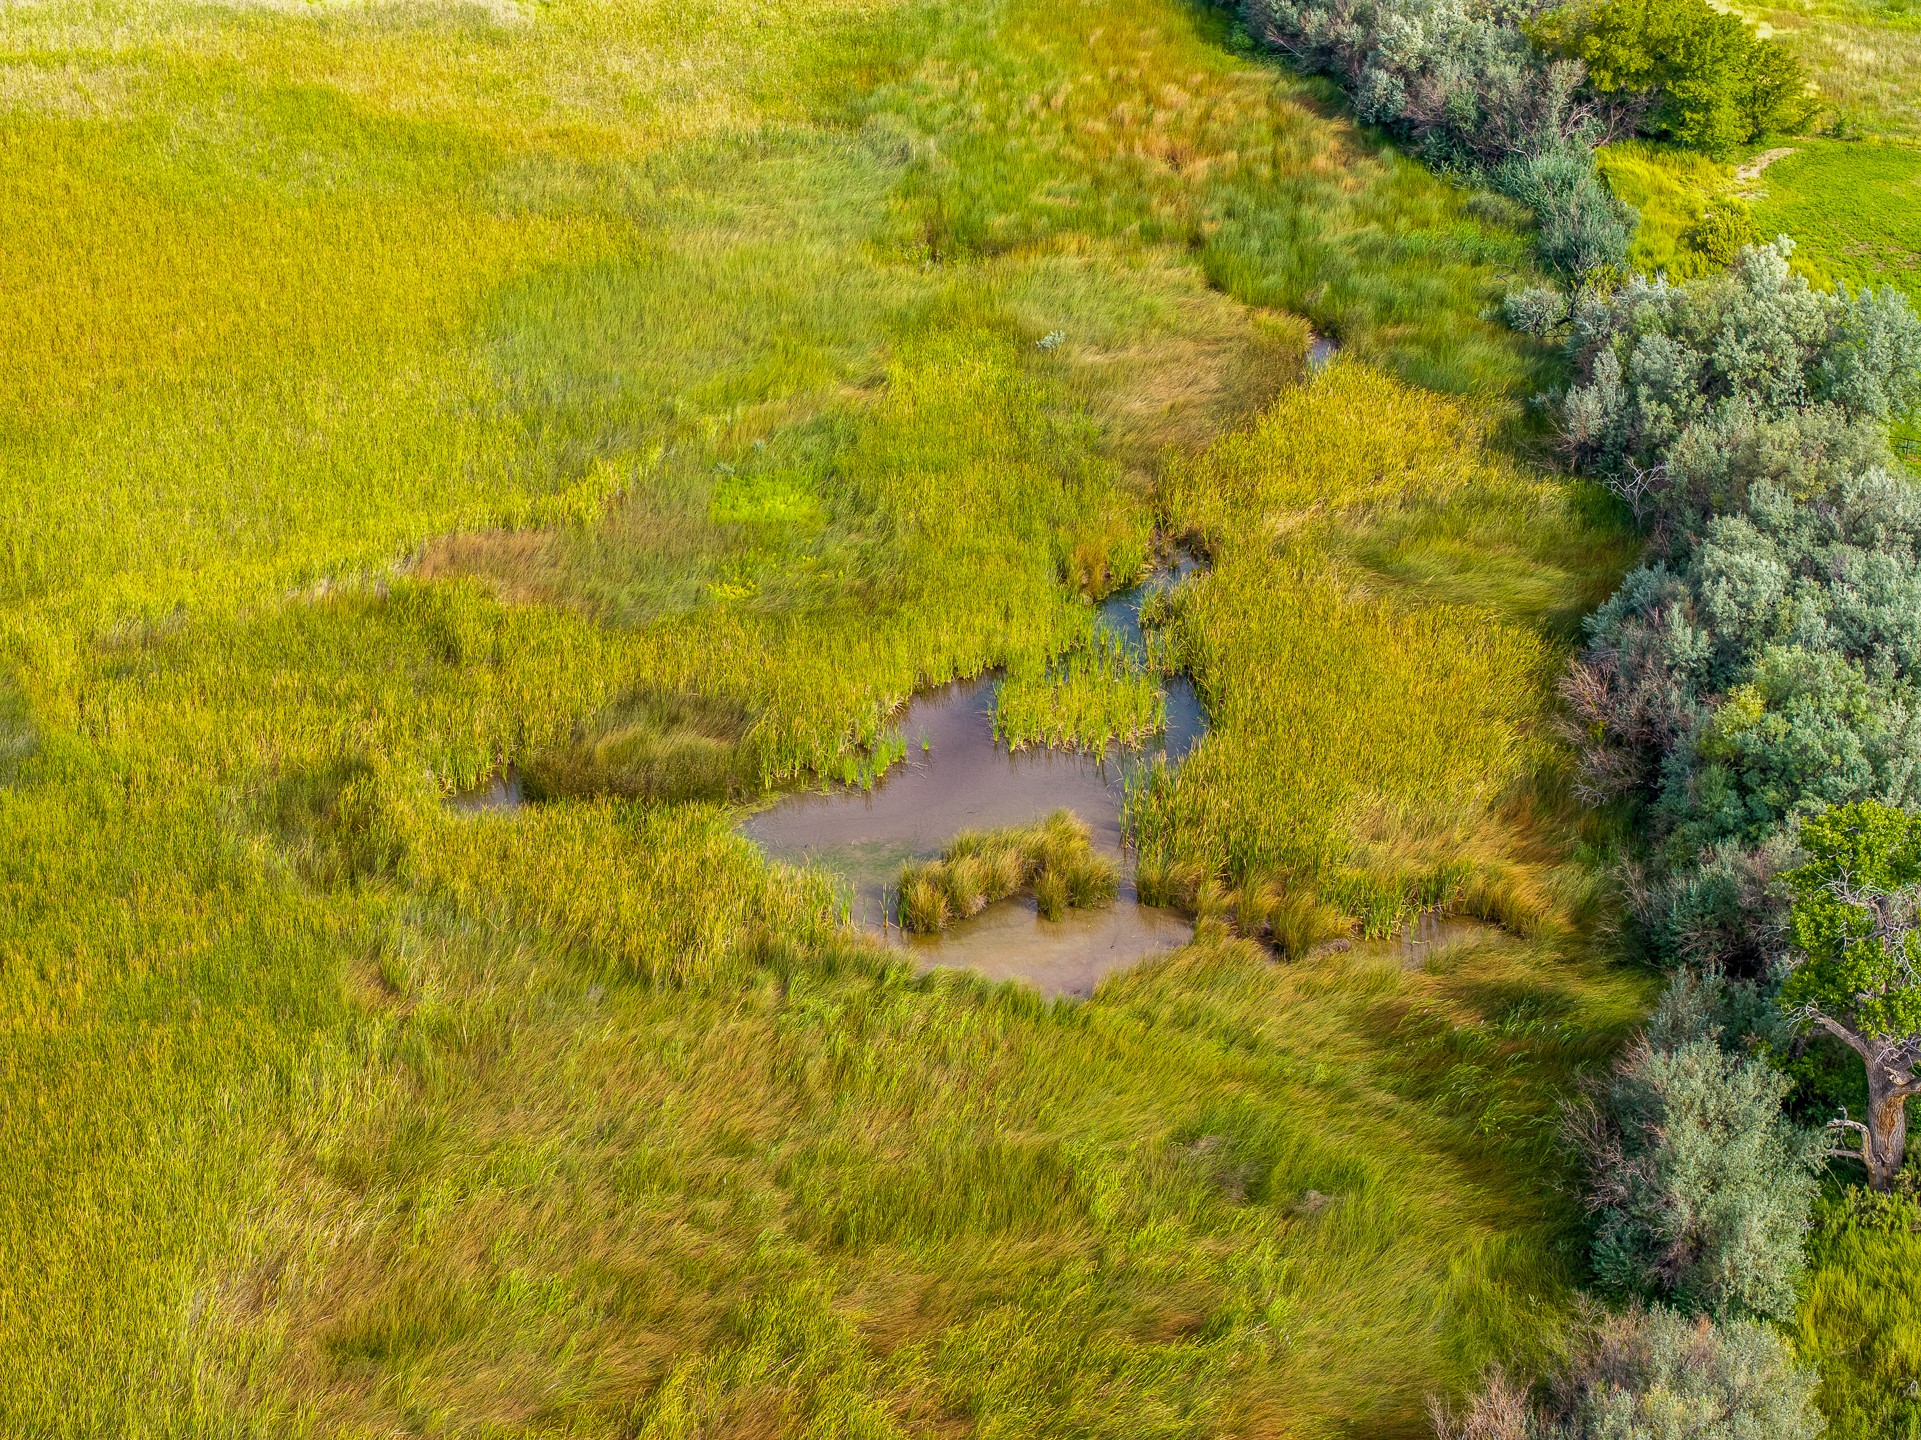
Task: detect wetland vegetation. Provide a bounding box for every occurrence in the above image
[1,0,1916,1434]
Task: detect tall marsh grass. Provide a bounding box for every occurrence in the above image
[0,0,1647,1431]
[1131,362,1633,942]
[995,626,1167,752]
[897,809,1118,931]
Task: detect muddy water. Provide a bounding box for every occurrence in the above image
[898,881,1193,998]
[451,764,525,812]
[741,565,1205,995]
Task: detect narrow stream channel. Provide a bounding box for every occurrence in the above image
[741,561,1206,996]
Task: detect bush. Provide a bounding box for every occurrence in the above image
[1681,195,1757,268]
[1569,468,1921,962]
[1243,0,1636,275]
[1505,283,1571,336]
[1555,1306,1824,1438]
[1436,1306,1824,1438]
[1554,242,1921,969]
[1577,1032,1823,1320]
[1560,239,1921,505]
[1495,146,1639,279]
[1559,240,1921,503]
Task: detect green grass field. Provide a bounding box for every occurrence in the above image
[1735,0,1921,141]
[1598,137,1920,305]
[0,0,1835,1432]
[1747,138,1921,306]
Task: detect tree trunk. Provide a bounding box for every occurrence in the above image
[1814,1014,1920,1191]
[1865,1066,1911,1192]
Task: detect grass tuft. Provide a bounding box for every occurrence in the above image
[898,809,1119,931]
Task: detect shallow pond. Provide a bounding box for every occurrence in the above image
[450,764,525,812]
[741,563,1205,995]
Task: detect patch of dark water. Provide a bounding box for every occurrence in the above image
[742,676,1135,918]
[1308,334,1340,370]
[741,559,1207,993]
[1094,552,1206,764]
[450,765,525,813]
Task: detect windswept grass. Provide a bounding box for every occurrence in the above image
[1131,362,1633,940]
[1795,1193,1921,1438]
[0,0,1656,1431]
[898,810,1119,931]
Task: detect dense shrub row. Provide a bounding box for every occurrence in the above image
[1241,0,1811,277]
[1244,0,1636,274]
[1473,243,1921,1433]
[1530,240,1921,967]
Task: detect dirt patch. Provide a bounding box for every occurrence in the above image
[1736,147,1797,183]
[414,529,559,606]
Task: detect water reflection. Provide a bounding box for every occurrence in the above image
[450,765,524,813]
[742,561,1206,992]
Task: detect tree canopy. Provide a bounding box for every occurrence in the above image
[1536,0,1816,153]
[1785,800,1921,1046]
[1784,799,1921,1187]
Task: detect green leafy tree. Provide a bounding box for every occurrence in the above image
[1784,799,1921,1190]
[1538,0,1814,153]
[1738,37,1816,140]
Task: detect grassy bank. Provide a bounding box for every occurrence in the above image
[0,0,1652,1433]
[1797,1196,1921,1438]
[1735,0,1921,142]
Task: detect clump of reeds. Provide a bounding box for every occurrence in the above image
[996,628,1166,753]
[1136,852,1353,958]
[521,686,755,805]
[897,810,1118,932]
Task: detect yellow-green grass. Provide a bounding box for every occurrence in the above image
[1730,0,1921,141]
[0,0,1656,1431]
[1134,362,1636,940]
[997,625,1171,752]
[1795,1198,1921,1438]
[1596,140,1743,280]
